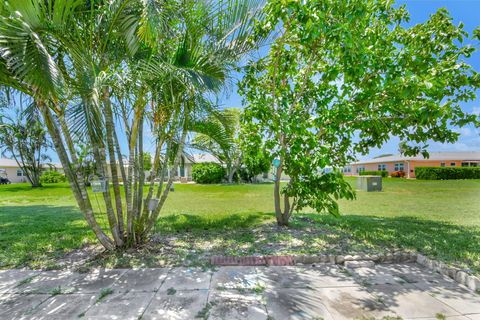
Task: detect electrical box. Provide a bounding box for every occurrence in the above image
[356,175,382,192]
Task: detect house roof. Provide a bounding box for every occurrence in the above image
[352,151,480,165]
[0,158,18,167]
[184,153,220,164]
[0,158,63,168]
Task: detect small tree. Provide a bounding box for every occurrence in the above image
[0,104,51,187]
[240,0,480,226]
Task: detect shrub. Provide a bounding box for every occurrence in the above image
[40,170,66,183]
[191,163,225,184]
[415,167,480,180]
[359,170,388,177]
[390,171,405,178]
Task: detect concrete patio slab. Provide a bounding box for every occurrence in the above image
[110,268,169,292]
[369,283,461,318]
[389,263,459,288]
[160,267,211,291]
[84,291,155,319]
[28,293,96,319]
[208,290,268,320]
[13,270,79,294]
[256,265,358,289]
[0,269,41,293]
[210,266,258,290]
[70,268,128,293]
[425,285,480,315]
[141,288,209,320]
[264,287,334,319]
[0,293,50,319]
[349,265,404,286]
[315,286,398,319]
[1,263,479,319]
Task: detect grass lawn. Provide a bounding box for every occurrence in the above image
[0,178,479,273]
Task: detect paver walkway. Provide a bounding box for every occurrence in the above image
[1,263,479,319]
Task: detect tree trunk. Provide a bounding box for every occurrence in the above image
[40,105,114,250]
[273,155,291,226]
[103,91,125,239]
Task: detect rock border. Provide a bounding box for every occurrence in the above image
[212,251,479,293]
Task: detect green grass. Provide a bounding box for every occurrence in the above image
[0,178,479,273]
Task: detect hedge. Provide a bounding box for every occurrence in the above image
[359,170,388,177]
[415,167,480,180]
[40,170,67,183]
[191,162,225,184]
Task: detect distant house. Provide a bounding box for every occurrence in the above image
[175,153,220,182]
[0,158,63,183]
[343,151,480,179]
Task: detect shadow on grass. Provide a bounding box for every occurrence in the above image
[156,212,274,232]
[297,213,480,271]
[0,205,93,268]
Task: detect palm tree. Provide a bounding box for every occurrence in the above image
[190,108,242,183]
[0,0,266,249]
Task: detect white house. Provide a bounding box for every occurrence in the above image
[0,158,63,183]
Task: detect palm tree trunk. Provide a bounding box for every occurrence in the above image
[103,91,125,239]
[41,105,114,250]
[144,128,187,236]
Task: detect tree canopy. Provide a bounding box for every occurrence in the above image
[240,0,480,225]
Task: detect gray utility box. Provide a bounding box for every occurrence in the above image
[356,175,382,192]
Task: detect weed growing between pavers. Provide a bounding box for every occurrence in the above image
[16,275,37,286]
[166,287,176,295]
[97,288,113,302]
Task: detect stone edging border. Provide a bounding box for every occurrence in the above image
[212,251,480,293]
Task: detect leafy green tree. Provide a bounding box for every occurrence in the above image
[240,0,480,226]
[0,103,51,187]
[143,153,152,172]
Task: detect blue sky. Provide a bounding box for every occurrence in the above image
[218,0,480,159]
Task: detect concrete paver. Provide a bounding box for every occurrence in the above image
[13,270,79,294]
[142,289,209,320]
[0,293,50,319]
[160,267,211,291]
[256,265,358,289]
[110,268,168,292]
[208,290,268,320]
[0,263,479,319]
[264,287,334,319]
[0,269,41,293]
[314,286,397,319]
[369,283,461,318]
[70,268,128,293]
[28,293,96,319]
[210,266,258,290]
[84,291,155,319]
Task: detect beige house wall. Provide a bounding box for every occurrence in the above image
[0,167,29,183]
[349,159,476,178]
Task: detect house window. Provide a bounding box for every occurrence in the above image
[357,166,365,173]
[450,163,456,167]
[440,162,445,167]
[377,164,386,171]
[461,162,469,167]
[16,169,23,177]
[394,163,404,171]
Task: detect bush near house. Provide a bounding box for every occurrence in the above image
[191,163,225,184]
[415,167,480,180]
[391,171,406,178]
[359,170,388,177]
[40,170,66,184]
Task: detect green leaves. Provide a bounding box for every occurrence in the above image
[240,0,479,220]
